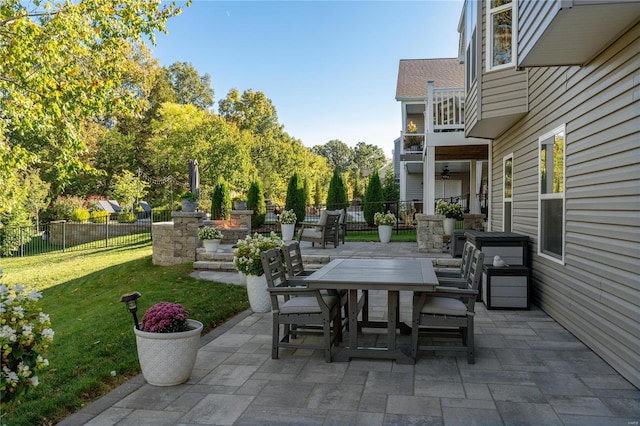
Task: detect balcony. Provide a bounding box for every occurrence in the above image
[400,85,466,157]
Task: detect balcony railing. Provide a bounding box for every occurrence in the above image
[430,86,465,132]
[400,85,465,154]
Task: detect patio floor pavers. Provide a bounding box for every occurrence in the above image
[59,242,640,426]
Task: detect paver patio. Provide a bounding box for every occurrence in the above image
[60,243,640,425]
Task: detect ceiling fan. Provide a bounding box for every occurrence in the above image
[441,165,450,180]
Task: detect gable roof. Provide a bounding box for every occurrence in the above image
[395,58,463,100]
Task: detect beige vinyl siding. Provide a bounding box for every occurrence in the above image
[490,22,640,387]
[464,80,479,137]
[517,0,559,64]
[405,173,423,201]
[481,70,528,117]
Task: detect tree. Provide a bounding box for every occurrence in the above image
[312,140,353,173]
[111,170,150,212]
[247,180,266,228]
[0,0,185,196]
[164,62,214,109]
[326,170,348,211]
[219,88,281,135]
[382,171,400,203]
[363,171,385,225]
[352,142,387,175]
[285,173,306,223]
[23,173,51,232]
[211,179,231,220]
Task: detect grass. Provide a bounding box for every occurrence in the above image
[345,229,417,242]
[0,242,249,425]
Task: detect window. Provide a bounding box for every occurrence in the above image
[538,126,565,263]
[503,154,513,233]
[464,0,477,89]
[487,0,515,70]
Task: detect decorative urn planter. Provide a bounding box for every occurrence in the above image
[202,239,221,253]
[243,274,272,313]
[281,223,295,242]
[134,319,203,386]
[181,200,197,212]
[378,225,393,243]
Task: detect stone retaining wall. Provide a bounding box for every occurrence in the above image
[49,221,148,246]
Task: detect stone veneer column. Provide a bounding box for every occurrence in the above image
[171,211,206,264]
[152,222,178,266]
[230,210,253,234]
[415,213,444,253]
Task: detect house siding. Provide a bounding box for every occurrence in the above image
[489,22,640,387]
[517,0,559,64]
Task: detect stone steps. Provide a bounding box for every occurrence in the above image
[193,247,461,273]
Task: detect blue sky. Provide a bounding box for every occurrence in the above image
[152,0,464,158]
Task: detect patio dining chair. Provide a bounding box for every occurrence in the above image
[436,241,475,288]
[260,247,342,362]
[281,241,355,328]
[411,248,485,364]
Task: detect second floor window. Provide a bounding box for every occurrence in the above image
[487,0,514,70]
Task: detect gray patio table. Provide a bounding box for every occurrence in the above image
[305,258,438,364]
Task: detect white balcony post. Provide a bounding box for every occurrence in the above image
[426,80,435,134]
[424,146,436,215]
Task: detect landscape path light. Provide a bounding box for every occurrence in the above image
[120,291,142,329]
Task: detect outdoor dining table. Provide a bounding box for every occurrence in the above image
[304,258,438,364]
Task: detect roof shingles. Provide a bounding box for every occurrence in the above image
[395,58,463,99]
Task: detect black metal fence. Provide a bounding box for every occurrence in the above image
[0,211,174,258]
[253,200,421,239]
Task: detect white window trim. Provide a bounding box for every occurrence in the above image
[503,153,513,232]
[486,0,517,72]
[537,125,566,265]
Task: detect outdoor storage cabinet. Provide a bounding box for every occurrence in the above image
[482,266,530,309]
[450,230,467,258]
[464,231,530,267]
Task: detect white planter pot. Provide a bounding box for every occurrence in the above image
[202,239,221,253]
[134,319,203,386]
[245,273,272,313]
[443,218,456,236]
[281,223,295,241]
[378,225,393,243]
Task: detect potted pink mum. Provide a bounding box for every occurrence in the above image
[133,302,203,386]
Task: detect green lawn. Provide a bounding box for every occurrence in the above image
[0,242,249,425]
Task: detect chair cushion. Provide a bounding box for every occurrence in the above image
[317,210,328,226]
[303,229,323,239]
[279,295,337,314]
[420,296,467,316]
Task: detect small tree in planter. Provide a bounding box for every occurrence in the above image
[285,173,306,223]
[247,180,266,228]
[211,179,231,220]
[363,171,385,226]
[326,169,348,211]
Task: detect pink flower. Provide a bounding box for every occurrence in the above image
[140,302,190,333]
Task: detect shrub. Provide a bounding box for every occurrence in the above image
[326,170,348,210]
[247,180,266,228]
[70,208,90,222]
[152,209,171,222]
[49,196,85,221]
[363,171,384,225]
[89,210,109,223]
[0,284,54,403]
[117,212,137,223]
[211,180,231,220]
[285,173,306,223]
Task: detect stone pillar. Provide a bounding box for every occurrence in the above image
[416,213,444,253]
[463,214,485,231]
[172,211,205,264]
[230,210,253,233]
[152,222,178,266]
